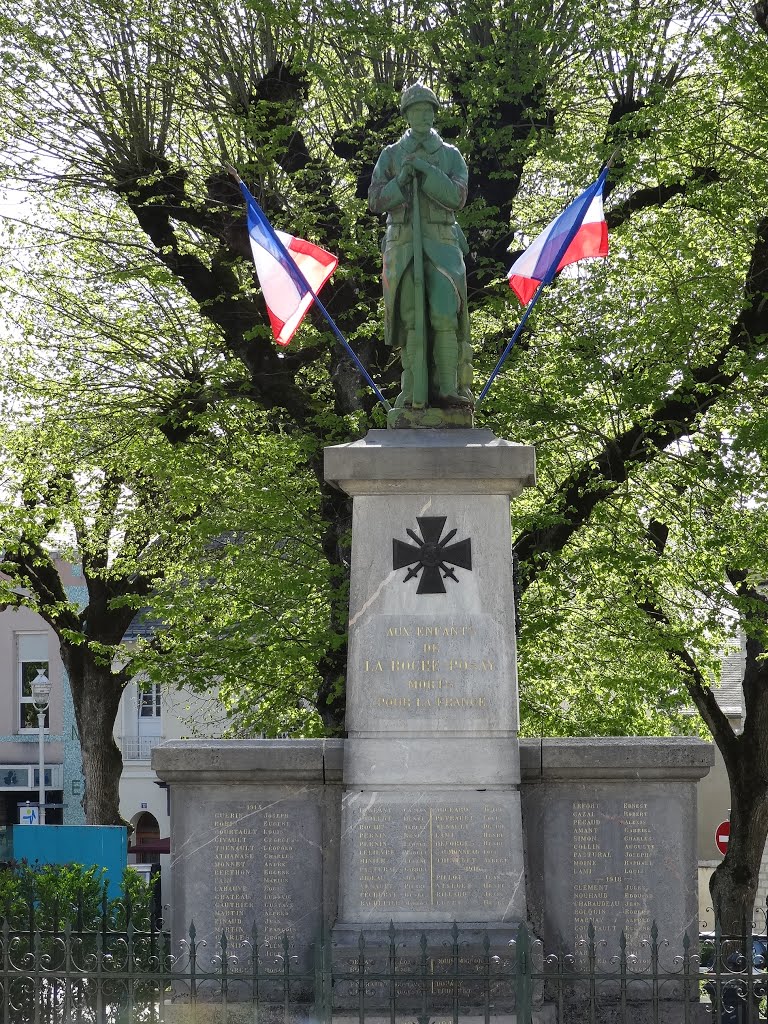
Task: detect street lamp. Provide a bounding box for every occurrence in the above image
[30,668,51,825]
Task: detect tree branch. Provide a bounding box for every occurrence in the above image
[606,168,721,230]
[674,640,739,766]
[631,516,739,764]
[514,213,768,586]
[0,544,81,635]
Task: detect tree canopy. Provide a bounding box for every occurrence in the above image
[0,0,767,918]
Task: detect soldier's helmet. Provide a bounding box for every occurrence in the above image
[400,82,440,114]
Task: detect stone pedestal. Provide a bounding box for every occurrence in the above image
[152,739,343,974]
[152,422,712,1023]
[520,737,711,955]
[324,429,535,931]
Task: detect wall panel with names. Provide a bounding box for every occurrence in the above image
[340,791,525,924]
[523,766,702,958]
[212,801,320,946]
[169,785,327,957]
[571,799,654,943]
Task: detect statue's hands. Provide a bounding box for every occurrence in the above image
[396,163,414,188]
[410,157,431,175]
[396,155,430,188]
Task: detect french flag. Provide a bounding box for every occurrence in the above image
[508,167,609,305]
[239,181,338,346]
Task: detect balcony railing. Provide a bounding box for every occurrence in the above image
[118,736,164,761]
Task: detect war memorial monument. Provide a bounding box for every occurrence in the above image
[154,84,713,1022]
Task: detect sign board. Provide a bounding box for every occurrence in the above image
[716,820,730,856]
[12,825,127,898]
[19,806,38,825]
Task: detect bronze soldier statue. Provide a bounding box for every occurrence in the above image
[369,83,473,411]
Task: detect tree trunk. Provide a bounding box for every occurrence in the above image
[710,630,768,931]
[61,646,126,826]
[710,780,768,932]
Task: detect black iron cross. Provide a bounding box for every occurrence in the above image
[392,516,472,594]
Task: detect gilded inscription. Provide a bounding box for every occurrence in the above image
[383,625,476,637]
[360,618,500,712]
[354,803,512,913]
[262,810,295,943]
[213,809,256,940]
[211,804,301,945]
[571,800,655,943]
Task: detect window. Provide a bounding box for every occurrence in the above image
[139,684,161,718]
[134,682,162,743]
[18,634,49,731]
[32,768,53,787]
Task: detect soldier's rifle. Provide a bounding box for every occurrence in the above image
[411,173,428,408]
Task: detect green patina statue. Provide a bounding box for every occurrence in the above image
[370,83,473,421]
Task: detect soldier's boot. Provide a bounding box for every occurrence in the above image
[457,341,475,403]
[434,331,472,407]
[394,346,413,409]
[410,330,428,409]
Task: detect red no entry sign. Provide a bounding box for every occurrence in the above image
[716,820,730,856]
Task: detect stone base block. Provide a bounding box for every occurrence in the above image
[560,1002,708,1024]
[332,919,523,946]
[337,789,526,925]
[386,407,474,429]
[331,922,523,1016]
[161,998,705,1023]
[163,1006,316,1024]
[344,735,521,786]
[333,1012,556,1024]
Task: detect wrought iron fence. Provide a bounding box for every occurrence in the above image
[1,900,767,1023]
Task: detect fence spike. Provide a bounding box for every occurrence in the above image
[26,874,34,935]
[101,884,109,936]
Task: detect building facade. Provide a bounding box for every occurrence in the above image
[0,601,67,838]
[0,556,225,910]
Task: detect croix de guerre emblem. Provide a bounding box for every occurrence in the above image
[392,516,472,594]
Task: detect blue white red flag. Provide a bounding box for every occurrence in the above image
[508,167,609,305]
[239,181,338,346]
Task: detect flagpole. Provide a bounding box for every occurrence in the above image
[309,292,392,411]
[475,280,547,406]
[228,167,392,412]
